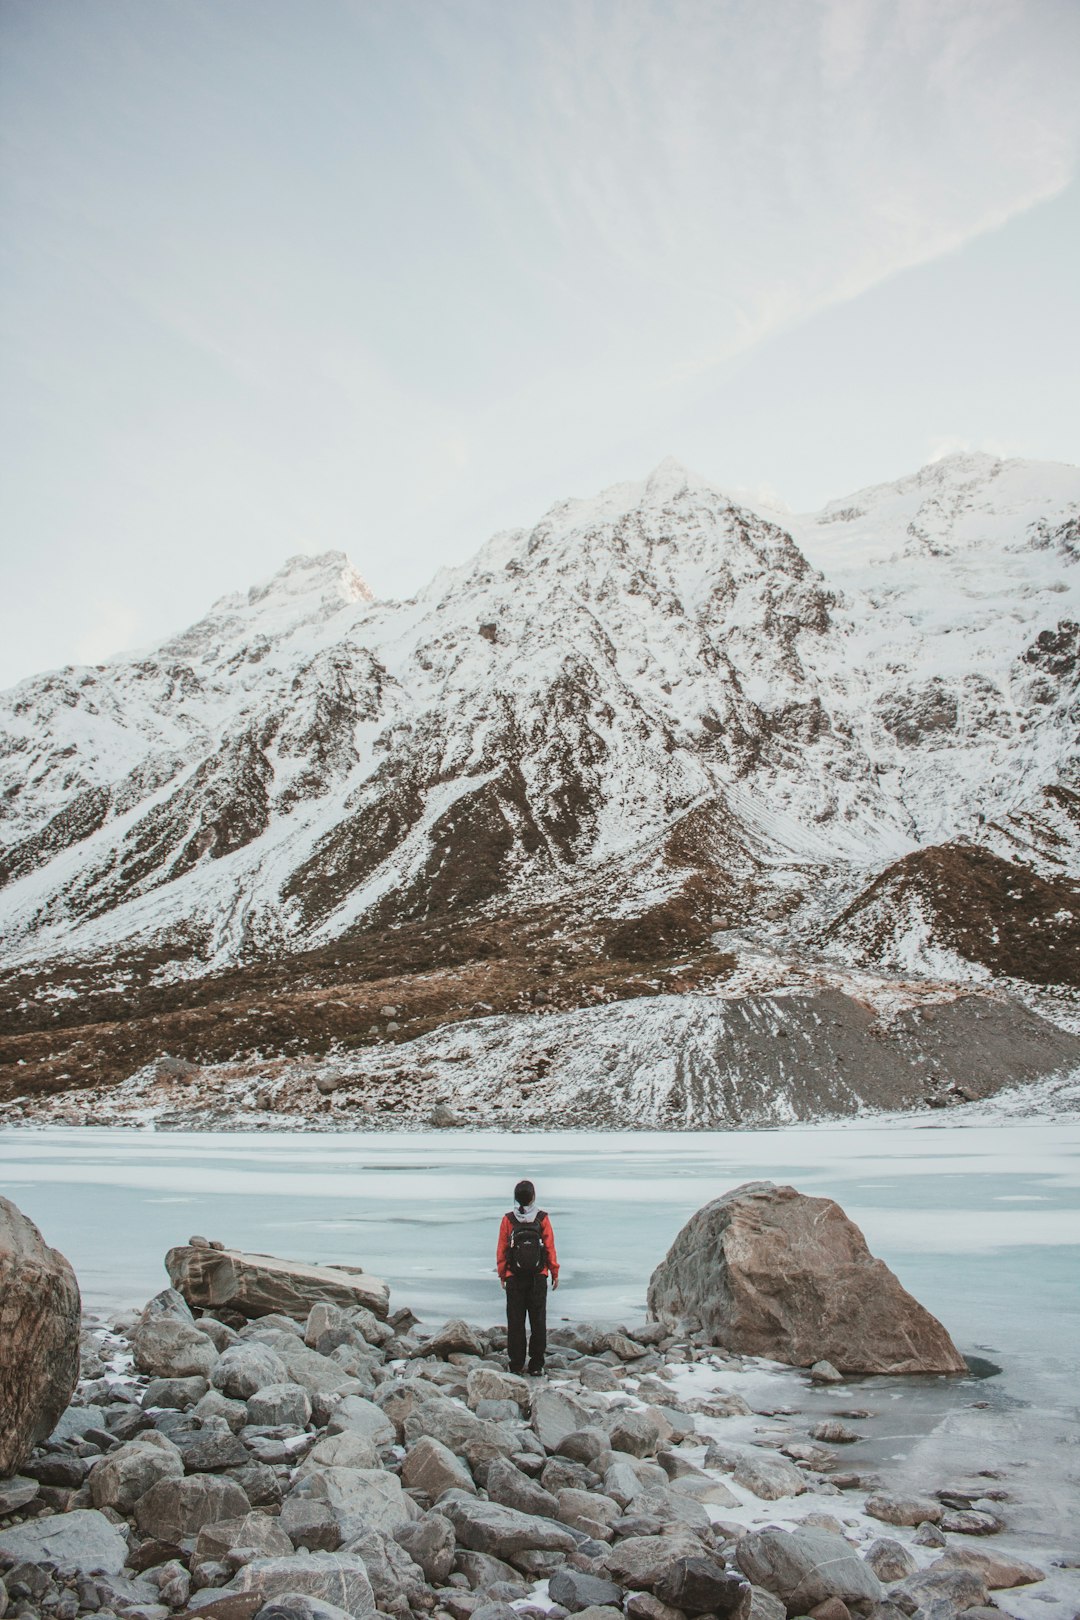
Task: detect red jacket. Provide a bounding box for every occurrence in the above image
[497,1210,558,1282]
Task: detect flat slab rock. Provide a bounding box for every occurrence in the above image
[166,1244,390,1322]
[647,1181,967,1375]
[0,1507,129,1575]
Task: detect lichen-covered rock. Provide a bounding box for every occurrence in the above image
[647,1182,966,1374]
[167,1243,390,1321]
[0,1196,81,1476]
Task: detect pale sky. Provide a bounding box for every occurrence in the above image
[2,0,1079,688]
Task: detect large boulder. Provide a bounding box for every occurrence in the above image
[213,1551,376,1618]
[167,1243,390,1321]
[438,1491,577,1559]
[0,1196,81,1475]
[647,1182,966,1374]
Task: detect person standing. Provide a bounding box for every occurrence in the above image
[497,1178,559,1376]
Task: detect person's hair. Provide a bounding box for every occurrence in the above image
[514,1179,535,1211]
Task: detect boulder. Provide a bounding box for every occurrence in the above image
[131,1287,220,1379]
[0,1508,128,1575]
[401,1435,476,1497]
[604,1531,705,1590]
[288,1466,412,1540]
[467,1368,531,1410]
[646,1183,966,1375]
[280,1497,342,1552]
[220,1551,376,1617]
[865,1494,943,1528]
[705,1440,809,1501]
[392,1511,456,1584]
[167,1243,390,1321]
[419,1318,486,1357]
[892,1566,989,1613]
[248,1382,313,1428]
[193,1510,294,1572]
[254,1600,358,1620]
[294,1432,380,1477]
[135,1472,251,1541]
[864,1540,918,1583]
[454,1549,524,1590]
[654,1557,752,1618]
[213,1342,291,1400]
[402,1396,517,1467]
[531,1387,595,1450]
[438,1491,577,1558]
[607,1410,663,1458]
[0,1196,81,1475]
[549,1568,626,1612]
[325,1394,395,1447]
[934,1548,1045,1589]
[485,1456,560,1518]
[143,1374,209,1410]
[89,1434,183,1513]
[735,1528,884,1614]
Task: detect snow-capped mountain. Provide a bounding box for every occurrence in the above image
[1,451,1079,1125]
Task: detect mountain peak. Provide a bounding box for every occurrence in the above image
[249,550,374,609]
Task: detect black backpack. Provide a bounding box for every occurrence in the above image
[507,1210,546,1276]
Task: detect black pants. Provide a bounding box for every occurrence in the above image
[506,1273,548,1373]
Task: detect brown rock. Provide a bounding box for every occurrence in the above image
[935,1548,1045,1589]
[166,1242,390,1321]
[646,1183,966,1375]
[0,1196,81,1476]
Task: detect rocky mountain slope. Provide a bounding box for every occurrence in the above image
[2,451,1078,1125]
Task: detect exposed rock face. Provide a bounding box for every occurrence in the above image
[166,1243,390,1320]
[0,1196,81,1476]
[647,1182,967,1374]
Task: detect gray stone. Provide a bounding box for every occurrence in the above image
[607,1410,663,1458]
[865,1540,918,1584]
[439,1491,577,1558]
[48,1403,106,1443]
[255,1597,358,1620]
[705,1441,809,1501]
[555,1486,620,1536]
[485,1457,559,1518]
[467,1368,531,1411]
[549,1569,625,1613]
[218,1551,377,1617]
[934,1548,1045,1589]
[288,1467,411,1541]
[454,1549,524,1590]
[280,1497,342,1552]
[531,1389,595,1451]
[325,1395,394,1447]
[655,1557,752,1617]
[403,1397,517,1467]
[142,1375,209,1410]
[401,1435,476,1497]
[89,1434,183,1513]
[0,1196,82,1477]
[914,1521,947,1548]
[177,1428,253,1473]
[865,1494,943,1528]
[0,1508,128,1575]
[156,1560,191,1609]
[393,1510,456,1584]
[604,1531,705,1590]
[196,1390,250,1431]
[420,1319,486,1357]
[295,1432,380,1477]
[735,1528,884,1612]
[810,1361,843,1384]
[893,1567,989,1613]
[348,1524,429,1615]
[0,1476,39,1515]
[213,1343,290,1400]
[939,1509,1001,1535]
[131,1287,219,1380]
[135,1473,252,1541]
[193,1510,294,1573]
[748,1587,786,1620]
[555,1427,613,1467]
[248,1383,313,1428]
[647,1183,966,1375]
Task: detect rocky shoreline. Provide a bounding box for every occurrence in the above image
[1,1208,1077,1620]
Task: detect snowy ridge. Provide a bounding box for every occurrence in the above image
[0,452,1078,991]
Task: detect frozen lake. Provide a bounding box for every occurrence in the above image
[3,1117,1079,1551]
